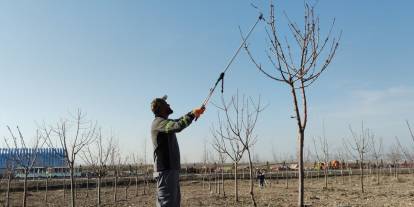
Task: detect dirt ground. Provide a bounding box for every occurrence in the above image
[2,173,414,206]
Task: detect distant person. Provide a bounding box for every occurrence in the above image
[257,170,266,189]
[150,95,205,207]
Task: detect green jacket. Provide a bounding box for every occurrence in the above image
[151,112,195,172]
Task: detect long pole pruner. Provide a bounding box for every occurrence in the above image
[196,13,264,121]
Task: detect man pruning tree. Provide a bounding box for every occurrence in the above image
[150,95,205,207]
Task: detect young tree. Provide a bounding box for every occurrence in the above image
[404,120,414,172]
[4,126,45,207]
[211,110,245,203]
[312,134,329,189]
[110,144,121,204]
[81,129,114,207]
[242,2,341,205]
[369,136,383,185]
[131,154,140,197]
[3,159,15,207]
[211,93,264,206]
[211,141,228,197]
[388,140,402,179]
[41,109,97,207]
[218,150,227,196]
[344,124,371,193]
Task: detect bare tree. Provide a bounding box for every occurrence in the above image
[242,2,341,205]
[211,93,264,206]
[81,128,114,207]
[404,120,414,172]
[211,141,228,197]
[110,143,121,204]
[335,148,348,184]
[388,139,402,180]
[312,133,329,189]
[141,138,149,195]
[3,159,15,207]
[4,126,45,207]
[344,123,371,193]
[218,150,227,197]
[41,109,97,207]
[369,136,383,185]
[212,116,244,202]
[201,139,210,190]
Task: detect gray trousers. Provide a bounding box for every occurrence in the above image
[154,170,181,207]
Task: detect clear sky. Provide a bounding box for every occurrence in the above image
[1,1,414,164]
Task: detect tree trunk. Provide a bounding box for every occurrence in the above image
[135,175,139,197]
[45,177,49,204]
[214,168,220,194]
[209,168,212,192]
[247,150,257,207]
[86,174,90,198]
[70,167,76,207]
[125,178,131,200]
[376,162,380,185]
[234,162,239,202]
[23,170,28,207]
[285,170,289,189]
[6,172,11,207]
[97,176,102,207]
[222,167,225,197]
[324,167,328,189]
[298,132,305,207]
[63,178,66,201]
[114,170,118,204]
[360,158,364,193]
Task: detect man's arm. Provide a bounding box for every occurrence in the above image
[154,112,195,134]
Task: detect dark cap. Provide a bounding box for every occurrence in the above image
[151,95,168,115]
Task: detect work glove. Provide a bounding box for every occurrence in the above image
[192,107,205,119]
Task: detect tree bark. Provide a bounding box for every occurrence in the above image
[234,162,239,202]
[23,169,28,207]
[360,158,364,193]
[97,176,102,207]
[247,150,257,207]
[70,167,76,207]
[86,174,89,198]
[298,130,305,206]
[222,167,225,197]
[113,170,118,204]
[45,177,49,204]
[135,175,139,197]
[376,162,380,185]
[6,172,11,207]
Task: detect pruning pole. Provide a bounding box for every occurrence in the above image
[196,13,263,120]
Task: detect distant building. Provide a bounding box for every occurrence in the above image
[0,148,66,173]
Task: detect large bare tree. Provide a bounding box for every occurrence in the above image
[211,93,264,206]
[4,126,45,207]
[242,2,340,205]
[41,109,97,207]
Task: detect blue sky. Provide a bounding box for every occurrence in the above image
[1,1,414,163]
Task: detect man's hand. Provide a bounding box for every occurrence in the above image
[192,107,205,118]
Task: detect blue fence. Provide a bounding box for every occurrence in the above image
[0,148,66,169]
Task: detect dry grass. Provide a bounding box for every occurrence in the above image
[2,173,414,206]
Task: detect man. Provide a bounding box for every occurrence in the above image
[150,95,205,207]
[257,170,266,189]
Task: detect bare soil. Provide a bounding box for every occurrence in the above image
[2,173,414,206]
